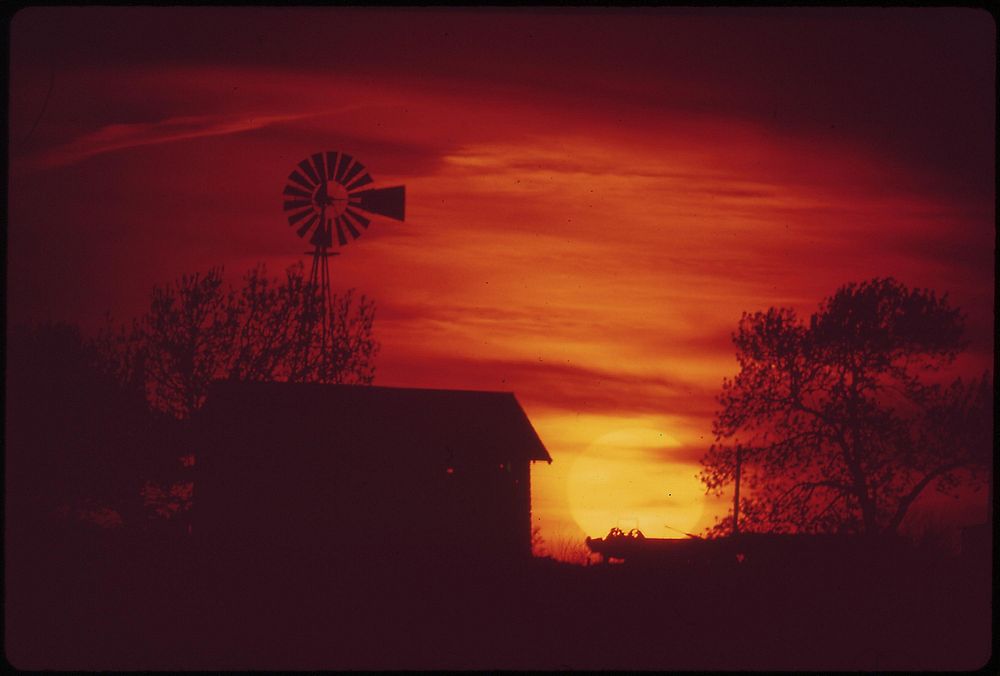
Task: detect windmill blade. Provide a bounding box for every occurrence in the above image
[342,161,367,185]
[345,173,373,192]
[283,199,312,212]
[288,208,314,226]
[289,170,315,191]
[352,186,406,221]
[310,220,333,248]
[311,153,327,182]
[283,185,312,199]
[343,207,370,231]
[330,218,346,246]
[335,153,354,181]
[326,151,340,178]
[298,160,320,185]
[296,214,318,237]
[339,215,362,240]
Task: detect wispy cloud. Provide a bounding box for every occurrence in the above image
[29,110,336,170]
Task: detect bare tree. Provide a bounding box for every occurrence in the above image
[700,278,991,537]
[140,267,238,417]
[129,262,377,418]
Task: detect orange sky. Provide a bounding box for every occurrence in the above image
[8,8,995,551]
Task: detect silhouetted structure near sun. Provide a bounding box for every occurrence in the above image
[196,382,551,569]
[585,528,917,568]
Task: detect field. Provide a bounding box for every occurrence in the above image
[6,528,991,670]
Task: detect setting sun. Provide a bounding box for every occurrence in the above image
[567,428,706,539]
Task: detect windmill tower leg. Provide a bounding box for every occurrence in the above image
[303,210,338,381]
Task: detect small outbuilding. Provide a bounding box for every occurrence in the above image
[195,382,551,568]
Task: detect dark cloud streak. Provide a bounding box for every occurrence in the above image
[377,352,721,423]
[13,8,994,202]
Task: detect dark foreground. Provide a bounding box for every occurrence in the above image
[6,529,992,670]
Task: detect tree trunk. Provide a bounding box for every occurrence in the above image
[859,491,877,535]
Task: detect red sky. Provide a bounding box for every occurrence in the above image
[8,8,995,549]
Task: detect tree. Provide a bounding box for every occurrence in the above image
[94,262,378,530]
[700,278,991,537]
[132,262,378,418]
[139,267,238,418]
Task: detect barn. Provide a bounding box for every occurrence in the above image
[194,381,551,569]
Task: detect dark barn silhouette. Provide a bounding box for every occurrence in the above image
[196,382,551,574]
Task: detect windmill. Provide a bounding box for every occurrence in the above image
[282,151,405,374]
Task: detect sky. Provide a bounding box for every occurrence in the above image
[8,8,995,551]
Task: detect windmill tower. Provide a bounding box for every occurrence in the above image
[282,151,405,376]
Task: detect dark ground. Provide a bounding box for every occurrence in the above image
[5,528,993,671]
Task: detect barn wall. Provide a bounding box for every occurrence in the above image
[196,401,536,567]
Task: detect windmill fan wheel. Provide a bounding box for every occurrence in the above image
[282,151,406,249]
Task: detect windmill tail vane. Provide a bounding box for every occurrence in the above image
[282,150,405,376]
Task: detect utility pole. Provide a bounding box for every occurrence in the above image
[733,446,742,537]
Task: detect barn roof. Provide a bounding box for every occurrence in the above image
[200,381,552,463]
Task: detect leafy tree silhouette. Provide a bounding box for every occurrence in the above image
[107,262,378,418]
[700,278,991,537]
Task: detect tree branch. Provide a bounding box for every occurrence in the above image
[887,461,965,533]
